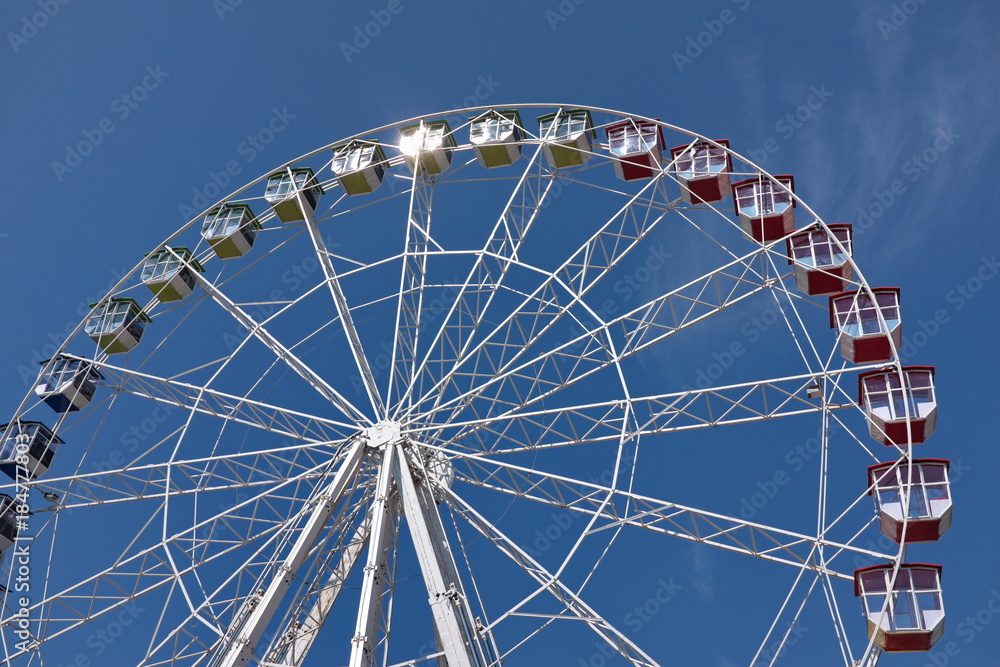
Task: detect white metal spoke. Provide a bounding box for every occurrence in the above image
[445,485,660,667]
[398,145,554,411]
[415,367,874,456]
[751,571,819,667]
[408,171,678,421]
[12,441,338,511]
[387,167,435,413]
[450,453,895,577]
[191,265,371,425]
[301,205,387,419]
[63,354,358,443]
[419,248,773,429]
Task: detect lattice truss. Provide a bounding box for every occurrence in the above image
[0,106,911,667]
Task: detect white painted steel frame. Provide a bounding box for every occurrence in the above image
[211,439,366,667]
[0,105,919,667]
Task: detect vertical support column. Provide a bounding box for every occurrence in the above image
[392,445,487,667]
[349,446,399,667]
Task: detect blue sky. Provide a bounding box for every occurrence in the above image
[2,1,999,666]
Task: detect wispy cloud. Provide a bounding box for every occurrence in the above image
[728,38,769,132]
[834,3,999,262]
[684,544,717,600]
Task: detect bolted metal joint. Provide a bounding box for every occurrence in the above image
[363,420,402,449]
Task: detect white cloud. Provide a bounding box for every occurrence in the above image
[685,543,717,600]
[833,3,1000,264]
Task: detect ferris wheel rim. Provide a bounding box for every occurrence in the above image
[1,103,936,667]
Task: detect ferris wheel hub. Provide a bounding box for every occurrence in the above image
[363,420,402,449]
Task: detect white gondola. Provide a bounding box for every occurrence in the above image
[141,247,204,302]
[0,494,18,554]
[786,223,854,296]
[0,421,63,481]
[470,110,523,168]
[868,459,952,543]
[859,366,936,446]
[830,288,902,364]
[537,108,594,168]
[670,139,732,204]
[84,298,152,354]
[35,355,103,413]
[605,118,663,181]
[332,140,388,195]
[264,168,324,223]
[203,204,260,259]
[399,121,455,175]
[854,564,945,652]
[732,175,796,243]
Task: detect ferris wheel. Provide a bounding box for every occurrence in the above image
[0,105,950,666]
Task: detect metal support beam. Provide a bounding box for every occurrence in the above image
[392,445,487,667]
[189,261,370,425]
[349,446,398,667]
[262,520,371,666]
[398,147,554,414]
[300,190,387,419]
[214,439,368,667]
[446,487,659,667]
[387,165,434,413]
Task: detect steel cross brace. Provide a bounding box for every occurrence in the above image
[213,439,367,667]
